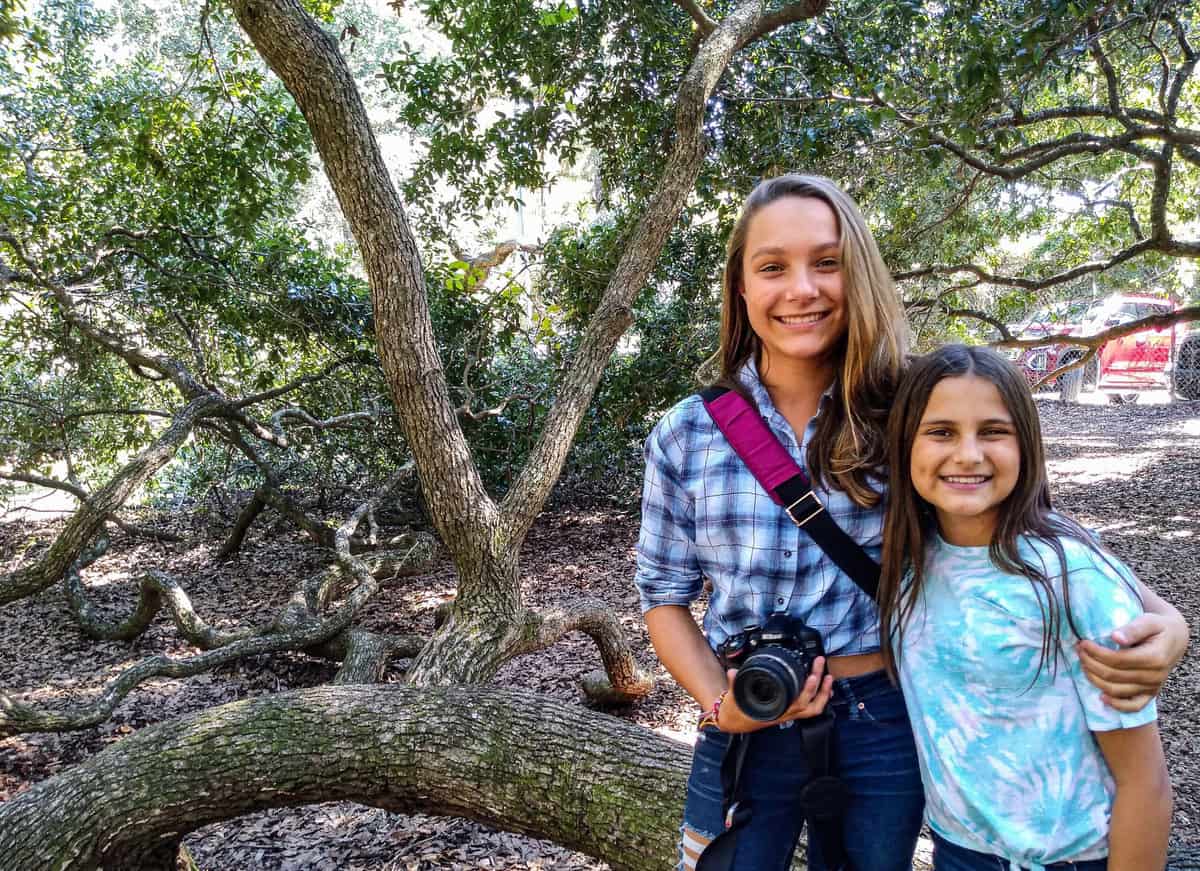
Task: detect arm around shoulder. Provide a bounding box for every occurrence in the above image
[1077,577,1190,712]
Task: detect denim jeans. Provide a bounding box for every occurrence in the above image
[680,669,925,871]
[931,832,1109,871]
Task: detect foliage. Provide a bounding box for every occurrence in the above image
[0,0,395,505]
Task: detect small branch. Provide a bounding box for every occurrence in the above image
[268,407,377,446]
[673,0,715,36]
[0,471,184,542]
[893,238,1160,292]
[234,354,369,409]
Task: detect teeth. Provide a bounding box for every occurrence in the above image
[943,476,989,484]
[777,313,826,324]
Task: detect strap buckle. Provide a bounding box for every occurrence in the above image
[785,490,824,527]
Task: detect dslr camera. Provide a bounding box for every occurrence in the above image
[718,615,825,721]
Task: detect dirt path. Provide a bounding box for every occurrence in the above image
[1,399,1197,869]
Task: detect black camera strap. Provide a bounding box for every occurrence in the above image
[698,386,879,600]
[694,715,850,871]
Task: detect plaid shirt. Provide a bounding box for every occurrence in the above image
[635,359,885,657]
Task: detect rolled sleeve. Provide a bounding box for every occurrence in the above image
[634,417,702,613]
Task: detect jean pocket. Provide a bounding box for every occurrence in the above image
[845,686,910,726]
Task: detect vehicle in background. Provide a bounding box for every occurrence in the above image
[1169,325,1200,401]
[1003,294,1180,404]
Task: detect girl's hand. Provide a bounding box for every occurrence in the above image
[716,657,834,734]
[1077,612,1190,712]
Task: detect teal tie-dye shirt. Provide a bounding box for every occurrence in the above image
[894,534,1156,871]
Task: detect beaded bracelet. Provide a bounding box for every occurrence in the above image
[697,690,728,731]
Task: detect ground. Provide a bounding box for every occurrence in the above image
[1,397,1197,870]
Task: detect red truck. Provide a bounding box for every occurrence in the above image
[1004,294,1194,403]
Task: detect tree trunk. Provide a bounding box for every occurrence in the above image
[0,686,697,871]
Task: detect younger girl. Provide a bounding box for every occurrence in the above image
[879,344,1172,871]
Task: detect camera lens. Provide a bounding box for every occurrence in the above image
[732,647,807,721]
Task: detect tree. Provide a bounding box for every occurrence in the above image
[3,0,1199,866]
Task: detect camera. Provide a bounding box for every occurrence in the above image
[718,615,825,721]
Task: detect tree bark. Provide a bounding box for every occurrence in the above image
[0,686,696,871]
[226,0,826,692]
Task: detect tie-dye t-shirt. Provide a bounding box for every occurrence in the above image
[894,533,1156,871]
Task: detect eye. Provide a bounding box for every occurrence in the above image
[982,426,1014,438]
[815,257,841,270]
[922,427,952,438]
[758,262,783,273]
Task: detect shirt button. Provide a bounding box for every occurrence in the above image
[777,597,785,605]
[783,550,792,557]
[857,702,866,711]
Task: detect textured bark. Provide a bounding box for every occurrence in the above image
[521,599,654,704]
[64,568,255,648]
[0,396,219,606]
[225,0,826,691]
[217,487,268,557]
[229,0,497,571]
[328,628,425,684]
[0,687,697,871]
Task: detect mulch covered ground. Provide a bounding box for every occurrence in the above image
[1,398,1197,870]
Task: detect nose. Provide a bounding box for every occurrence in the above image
[953,435,983,465]
[784,267,820,300]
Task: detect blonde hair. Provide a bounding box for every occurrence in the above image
[717,173,910,505]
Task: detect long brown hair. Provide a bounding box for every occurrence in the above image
[716,174,909,506]
[878,344,1122,683]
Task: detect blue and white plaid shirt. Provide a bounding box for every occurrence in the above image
[635,359,885,656]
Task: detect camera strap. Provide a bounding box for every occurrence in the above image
[698,387,880,600]
[694,715,850,871]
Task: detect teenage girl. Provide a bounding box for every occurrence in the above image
[634,174,1188,871]
[878,344,1173,871]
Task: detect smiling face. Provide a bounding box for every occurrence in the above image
[740,196,848,373]
[909,374,1021,546]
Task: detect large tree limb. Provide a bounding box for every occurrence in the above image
[228,0,497,559]
[0,687,699,871]
[0,396,220,606]
[987,305,1200,354]
[498,0,828,548]
[893,238,1160,291]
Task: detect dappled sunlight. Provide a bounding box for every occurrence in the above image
[1047,450,1162,483]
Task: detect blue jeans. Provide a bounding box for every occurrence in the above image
[680,670,924,871]
[931,832,1108,871]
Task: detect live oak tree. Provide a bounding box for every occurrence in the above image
[3,1,1200,868]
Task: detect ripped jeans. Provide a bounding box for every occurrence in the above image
[679,670,924,871]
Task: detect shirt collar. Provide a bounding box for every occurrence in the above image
[736,356,837,423]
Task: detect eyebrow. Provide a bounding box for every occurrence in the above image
[921,417,1014,426]
[748,242,840,258]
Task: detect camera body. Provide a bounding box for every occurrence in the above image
[718,614,825,722]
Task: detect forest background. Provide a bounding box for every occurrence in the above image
[0,0,1198,868]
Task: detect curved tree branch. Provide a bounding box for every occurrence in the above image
[518,598,654,705]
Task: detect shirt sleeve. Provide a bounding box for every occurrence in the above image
[634,413,703,613]
[1058,545,1157,732]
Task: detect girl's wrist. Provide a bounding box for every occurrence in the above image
[698,690,728,730]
